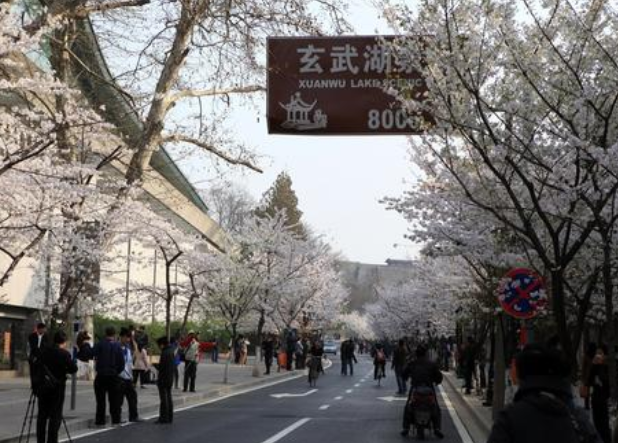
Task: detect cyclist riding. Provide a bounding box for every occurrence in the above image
[401,345,444,439]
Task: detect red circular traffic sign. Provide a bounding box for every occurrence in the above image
[497,268,547,319]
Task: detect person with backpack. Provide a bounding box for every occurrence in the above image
[487,343,602,443]
[34,330,77,443]
[373,343,387,380]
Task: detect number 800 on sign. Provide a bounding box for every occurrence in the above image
[367,109,425,131]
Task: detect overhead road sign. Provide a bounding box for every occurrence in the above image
[267,36,432,135]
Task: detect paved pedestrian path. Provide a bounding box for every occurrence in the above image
[0,361,299,443]
[442,371,492,443]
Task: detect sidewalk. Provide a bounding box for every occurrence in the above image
[0,361,300,443]
[442,371,492,443]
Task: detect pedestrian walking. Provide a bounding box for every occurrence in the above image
[92,326,125,426]
[310,340,325,374]
[34,331,77,443]
[118,328,141,422]
[294,338,304,370]
[239,335,249,366]
[286,331,295,371]
[211,338,219,363]
[234,336,242,364]
[262,335,274,375]
[182,331,199,392]
[341,339,357,376]
[155,337,174,424]
[372,343,386,380]
[134,326,149,351]
[487,343,601,443]
[171,337,181,389]
[132,344,149,388]
[587,345,611,443]
[462,336,476,395]
[392,339,408,395]
[581,342,597,410]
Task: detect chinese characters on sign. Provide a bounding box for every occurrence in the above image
[267,36,432,135]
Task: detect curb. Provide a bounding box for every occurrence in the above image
[442,373,492,441]
[0,371,300,443]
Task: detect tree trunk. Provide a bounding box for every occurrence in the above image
[223,323,238,384]
[492,313,506,420]
[602,240,618,400]
[165,260,173,340]
[550,269,575,369]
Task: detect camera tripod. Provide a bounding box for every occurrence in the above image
[19,390,72,443]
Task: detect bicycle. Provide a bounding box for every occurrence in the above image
[307,356,321,387]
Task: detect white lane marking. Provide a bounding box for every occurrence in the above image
[438,385,474,443]
[334,396,343,400]
[271,389,318,399]
[60,373,305,442]
[360,379,367,383]
[260,418,312,443]
[377,396,407,402]
[354,383,360,387]
[319,404,330,410]
[346,389,353,394]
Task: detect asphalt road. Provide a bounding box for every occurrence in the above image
[65,357,470,443]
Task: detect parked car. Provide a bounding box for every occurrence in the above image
[323,341,338,355]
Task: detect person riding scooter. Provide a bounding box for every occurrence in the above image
[401,345,444,439]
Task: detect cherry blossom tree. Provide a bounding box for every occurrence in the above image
[383,0,618,372]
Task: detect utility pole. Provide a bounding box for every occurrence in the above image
[151,249,157,323]
[125,238,132,321]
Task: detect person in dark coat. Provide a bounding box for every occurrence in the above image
[581,342,597,410]
[28,323,49,387]
[92,327,125,426]
[28,323,49,361]
[587,346,611,443]
[462,336,476,395]
[341,339,357,376]
[392,339,408,395]
[310,341,325,374]
[35,331,77,443]
[156,336,174,424]
[487,343,601,443]
[262,335,275,375]
[401,345,443,439]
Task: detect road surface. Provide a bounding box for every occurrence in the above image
[65,358,471,443]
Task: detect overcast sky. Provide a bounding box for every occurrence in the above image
[189,1,423,265]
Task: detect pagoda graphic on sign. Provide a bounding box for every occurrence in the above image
[279,92,328,130]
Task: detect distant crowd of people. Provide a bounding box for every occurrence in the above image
[26,322,614,443]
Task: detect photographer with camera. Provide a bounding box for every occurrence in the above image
[32,330,77,443]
